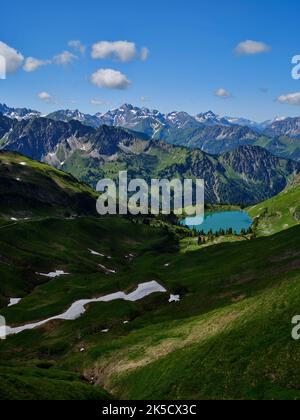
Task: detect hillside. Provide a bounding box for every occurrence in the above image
[264,117,300,139]
[154,124,261,154]
[63,142,300,206]
[0,151,97,219]
[248,174,300,236]
[1,213,300,399]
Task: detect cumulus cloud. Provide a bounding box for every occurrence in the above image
[68,40,86,54]
[91,41,149,62]
[90,68,131,89]
[23,57,51,72]
[235,40,271,55]
[92,41,136,62]
[214,88,232,99]
[38,91,53,103]
[277,92,300,106]
[53,51,78,65]
[140,47,149,61]
[0,41,24,74]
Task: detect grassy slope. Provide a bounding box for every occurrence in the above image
[0,366,111,400]
[1,214,300,399]
[255,136,300,162]
[0,215,173,400]
[0,151,97,218]
[248,174,300,236]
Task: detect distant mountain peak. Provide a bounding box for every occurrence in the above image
[0,103,41,120]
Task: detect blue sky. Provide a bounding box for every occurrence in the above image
[1,0,300,121]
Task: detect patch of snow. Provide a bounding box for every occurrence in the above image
[80,348,85,352]
[37,270,70,278]
[8,298,21,307]
[10,218,18,221]
[99,264,117,275]
[101,329,109,333]
[19,162,27,166]
[88,249,105,257]
[6,281,167,336]
[169,295,181,303]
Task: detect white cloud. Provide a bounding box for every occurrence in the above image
[235,40,271,55]
[23,57,51,72]
[38,91,53,103]
[277,92,300,106]
[68,40,86,54]
[53,51,78,65]
[92,41,137,62]
[214,88,232,99]
[90,68,131,90]
[0,41,24,74]
[140,47,149,61]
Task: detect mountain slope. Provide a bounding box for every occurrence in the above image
[248,174,300,236]
[47,109,102,129]
[255,135,300,162]
[154,124,261,154]
[2,211,300,399]
[0,114,14,138]
[0,151,97,218]
[63,141,300,205]
[264,117,300,139]
[0,366,111,400]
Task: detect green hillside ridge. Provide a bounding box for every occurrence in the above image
[248,174,300,236]
[0,151,97,219]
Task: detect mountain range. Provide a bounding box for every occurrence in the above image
[0,103,41,120]
[0,115,299,206]
[2,102,300,159]
[44,104,276,133]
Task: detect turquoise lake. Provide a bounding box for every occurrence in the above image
[182,211,253,234]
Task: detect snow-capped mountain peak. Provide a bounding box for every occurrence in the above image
[0,103,41,120]
[195,110,232,126]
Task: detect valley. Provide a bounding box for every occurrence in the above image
[0,150,300,399]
